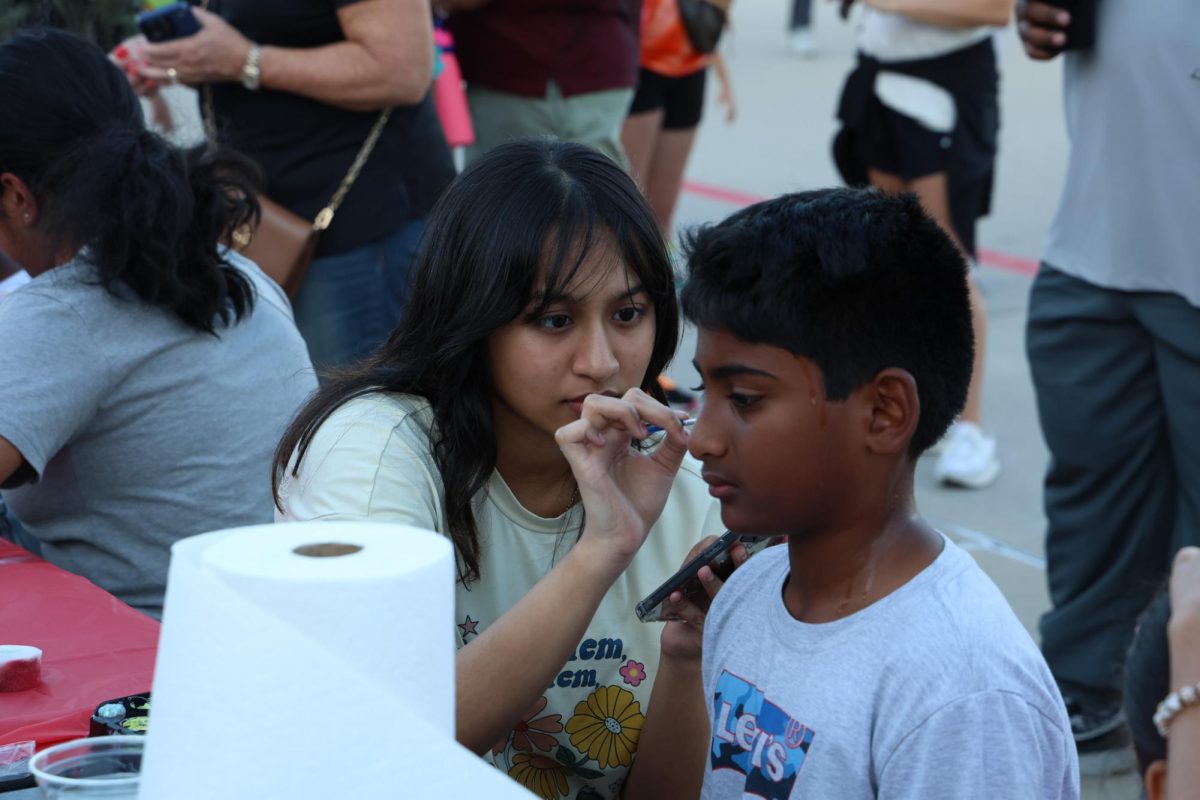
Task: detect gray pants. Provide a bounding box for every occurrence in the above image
[464,82,634,169]
[1028,265,1200,704]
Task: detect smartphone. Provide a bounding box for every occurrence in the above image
[137,2,201,42]
[636,532,771,622]
[1042,0,1098,51]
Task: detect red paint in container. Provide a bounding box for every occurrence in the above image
[0,645,42,692]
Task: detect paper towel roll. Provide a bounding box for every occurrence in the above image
[138,522,532,799]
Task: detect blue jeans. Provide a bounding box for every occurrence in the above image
[291,220,426,371]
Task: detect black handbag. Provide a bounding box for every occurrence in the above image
[675,0,730,55]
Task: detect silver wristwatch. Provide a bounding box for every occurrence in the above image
[240,44,262,91]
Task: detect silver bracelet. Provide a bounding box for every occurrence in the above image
[1153,682,1200,737]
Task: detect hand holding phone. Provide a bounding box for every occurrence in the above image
[1018,1,1092,60]
[1040,0,1097,51]
[137,2,202,43]
[636,532,770,623]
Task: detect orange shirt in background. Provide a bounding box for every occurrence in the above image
[640,0,709,77]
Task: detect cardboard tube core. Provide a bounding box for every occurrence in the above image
[293,543,363,558]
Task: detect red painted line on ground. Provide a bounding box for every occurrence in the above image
[975,248,1039,277]
[680,179,767,209]
[681,179,1041,278]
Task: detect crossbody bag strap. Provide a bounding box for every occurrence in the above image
[198,0,392,233]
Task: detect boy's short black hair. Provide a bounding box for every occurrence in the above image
[681,188,973,458]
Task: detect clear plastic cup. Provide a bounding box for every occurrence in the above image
[28,736,143,798]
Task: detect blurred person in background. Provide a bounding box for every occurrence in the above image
[133,0,456,371]
[622,0,736,247]
[787,0,817,57]
[833,0,1012,490]
[0,30,316,617]
[1019,0,1200,776]
[438,0,640,168]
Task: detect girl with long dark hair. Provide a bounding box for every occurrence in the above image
[0,29,316,617]
[274,137,720,797]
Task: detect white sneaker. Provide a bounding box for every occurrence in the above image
[787,28,819,58]
[933,421,1000,489]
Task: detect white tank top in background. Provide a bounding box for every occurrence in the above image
[857,8,993,62]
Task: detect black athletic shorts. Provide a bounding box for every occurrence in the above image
[629,66,707,130]
[857,102,953,181]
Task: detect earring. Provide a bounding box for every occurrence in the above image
[23,213,30,223]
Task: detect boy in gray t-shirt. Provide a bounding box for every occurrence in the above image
[626,190,1077,798]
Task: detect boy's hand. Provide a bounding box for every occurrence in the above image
[658,536,752,663]
[556,390,691,579]
[1017,1,1071,60]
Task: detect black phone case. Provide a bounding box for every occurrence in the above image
[635,533,769,622]
[137,3,201,43]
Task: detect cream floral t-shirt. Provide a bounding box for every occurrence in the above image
[278,393,723,799]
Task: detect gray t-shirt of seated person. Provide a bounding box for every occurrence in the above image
[701,537,1079,800]
[0,252,316,617]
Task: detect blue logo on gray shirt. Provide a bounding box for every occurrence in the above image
[711,670,815,799]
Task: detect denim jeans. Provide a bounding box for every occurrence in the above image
[291,220,426,372]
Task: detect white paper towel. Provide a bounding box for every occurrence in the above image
[138,522,532,799]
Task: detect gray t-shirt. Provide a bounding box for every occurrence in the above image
[701,538,1079,799]
[1042,0,1200,306]
[0,253,317,616]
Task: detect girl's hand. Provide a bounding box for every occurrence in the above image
[141,8,253,87]
[555,389,690,577]
[658,536,752,663]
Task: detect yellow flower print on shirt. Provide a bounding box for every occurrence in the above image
[564,685,645,769]
[508,753,570,800]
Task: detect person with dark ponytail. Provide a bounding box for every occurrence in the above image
[274,138,722,798]
[0,29,317,617]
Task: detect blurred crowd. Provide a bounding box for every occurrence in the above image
[0,1,1196,798]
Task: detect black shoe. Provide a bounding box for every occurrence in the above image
[1064,695,1136,777]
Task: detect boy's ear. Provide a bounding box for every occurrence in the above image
[861,368,919,456]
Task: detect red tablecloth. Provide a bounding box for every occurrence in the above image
[0,540,159,750]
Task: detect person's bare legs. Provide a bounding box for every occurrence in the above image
[908,172,987,426]
[642,127,700,240]
[620,110,664,190]
[867,168,997,485]
[868,168,988,425]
